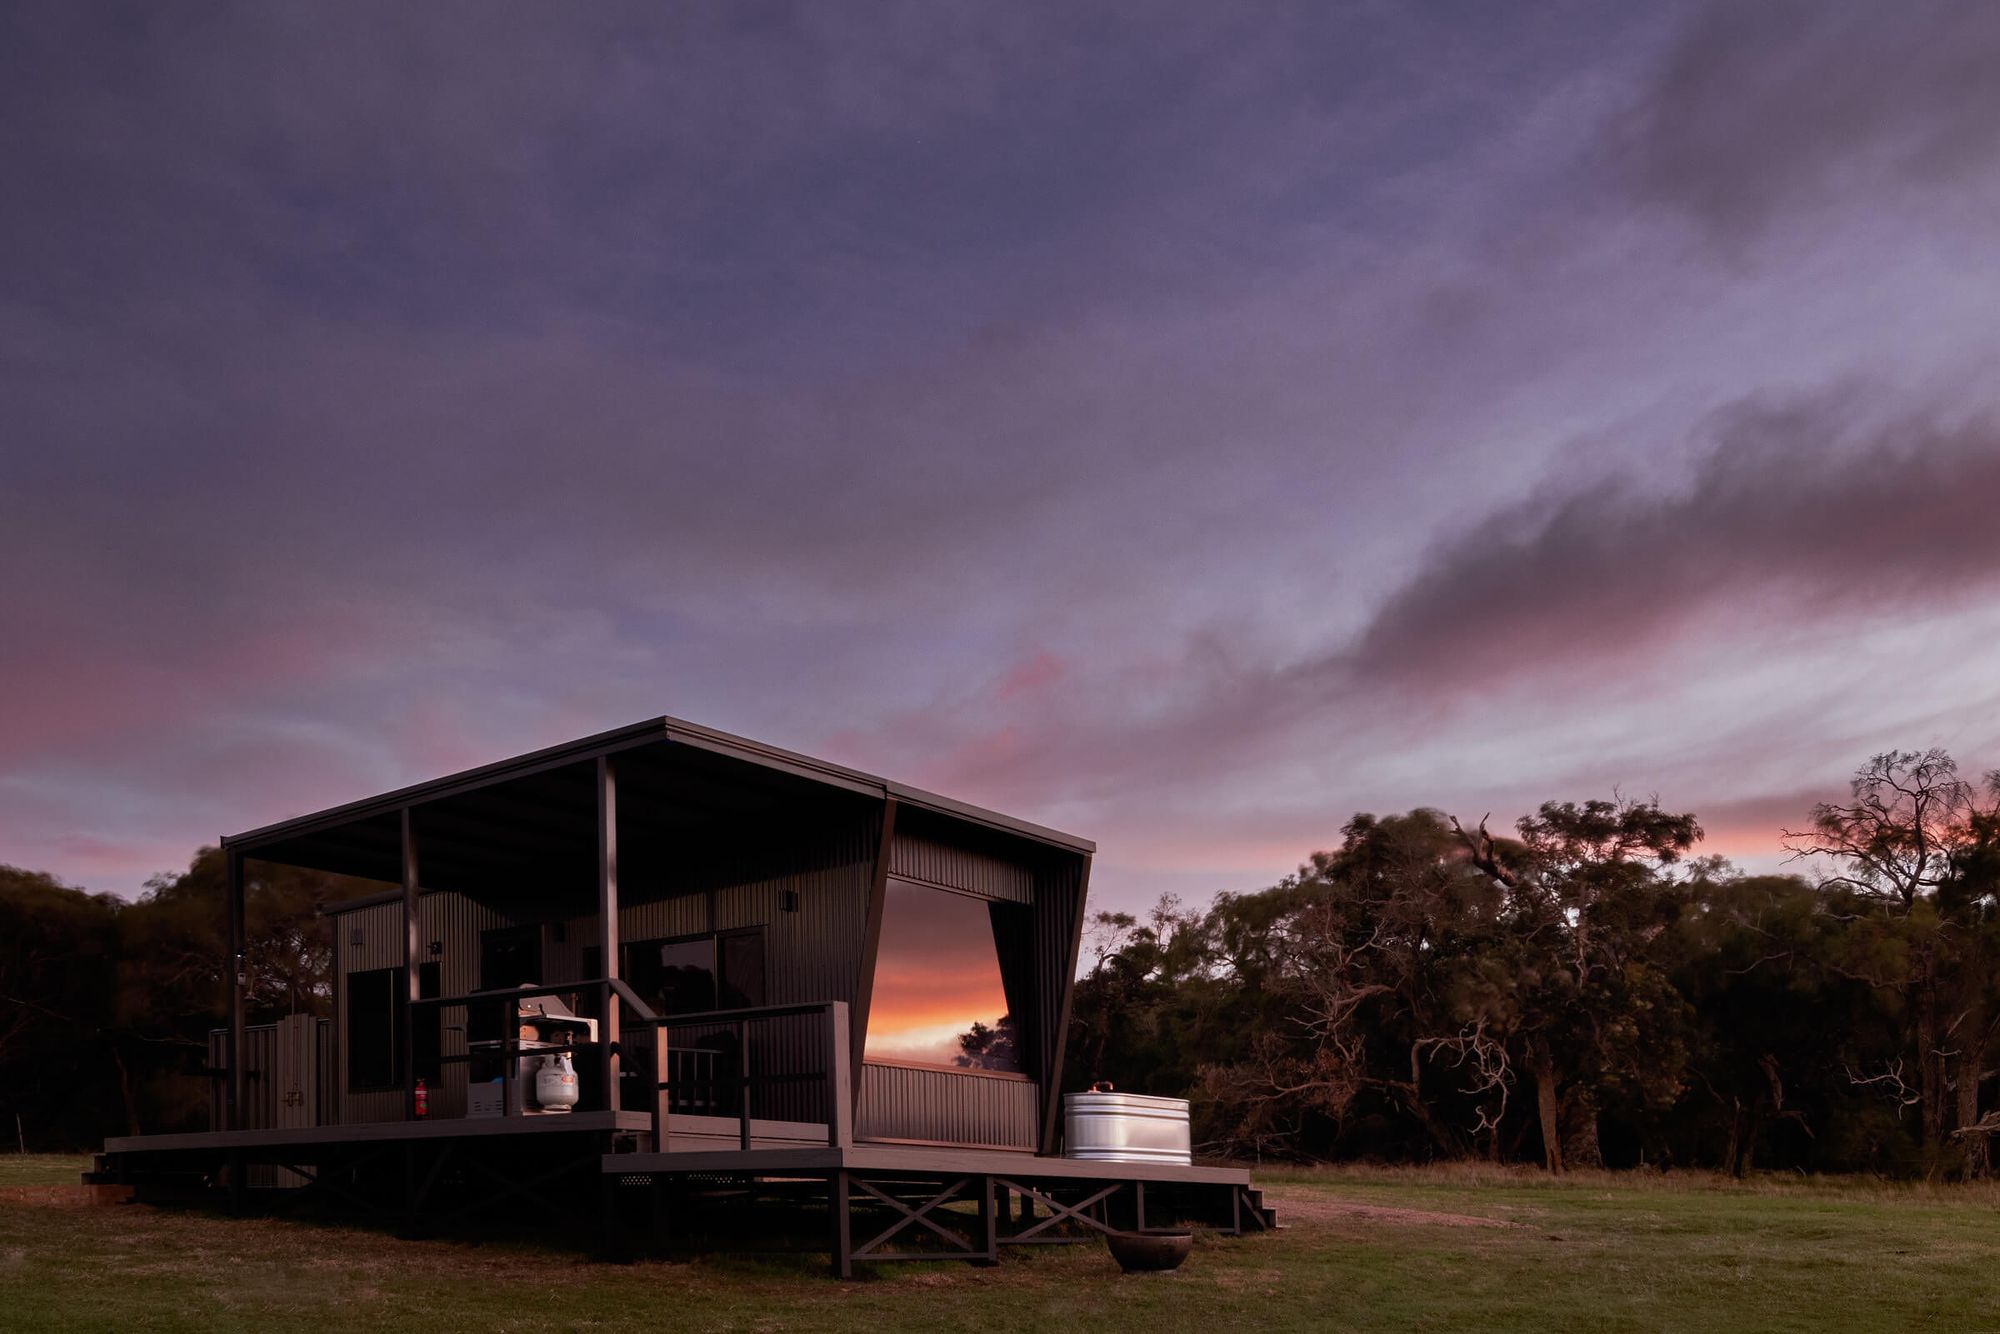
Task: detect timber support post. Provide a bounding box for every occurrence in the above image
[829,1170,852,1279]
[225,849,246,1131]
[851,797,897,1112]
[597,756,620,1114]
[400,808,420,1119]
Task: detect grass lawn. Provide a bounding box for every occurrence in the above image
[0,1155,89,1189]
[3,1158,1998,1332]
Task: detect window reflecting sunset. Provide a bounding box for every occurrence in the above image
[864,879,1023,1072]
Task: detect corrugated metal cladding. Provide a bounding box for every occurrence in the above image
[333,891,515,1124]
[888,815,1034,904]
[329,810,878,1125]
[623,816,876,1123]
[856,1063,1038,1150]
[208,1027,272,1129]
[619,811,876,1007]
[1030,855,1089,1147]
[208,1018,330,1131]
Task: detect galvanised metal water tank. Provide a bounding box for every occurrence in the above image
[1062,1090,1192,1165]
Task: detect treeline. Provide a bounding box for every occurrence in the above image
[1065,749,2000,1178]
[6,748,2000,1175]
[0,853,345,1148]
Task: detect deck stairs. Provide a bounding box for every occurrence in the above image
[1241,1182,1279,1229]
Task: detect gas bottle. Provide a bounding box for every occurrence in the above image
[535,1052,579,1112]
[414,1077,429,1118]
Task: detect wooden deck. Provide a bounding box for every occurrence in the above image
[95,1114,1274,1276]
[102,1111,650,1156]
[606,1141,1250,1185]
[104,1115,1246,1186]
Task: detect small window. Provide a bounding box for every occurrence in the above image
[346,967,401,1090]
[720,932,765,1009]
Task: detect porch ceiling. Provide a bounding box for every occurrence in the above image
[243,737,872,915]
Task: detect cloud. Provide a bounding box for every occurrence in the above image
[1345,390,2000,691]
[844,386,2000,834]
[1609,1,2000,239]
[8,3,2000,909]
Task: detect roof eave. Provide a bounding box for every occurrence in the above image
[223,713,1095,858]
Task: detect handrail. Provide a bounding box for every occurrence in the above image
[401,982,850,1152]
[630,1000,841,1028]
[410,977,653,1121]
[409,977,657,1022]
[625,1000,853,1153]
[606,977,658,1024]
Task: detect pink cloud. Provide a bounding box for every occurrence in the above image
[995,651,1067,702]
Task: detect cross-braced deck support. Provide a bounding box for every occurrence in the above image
[818,1167,1271,1277]
[828,1172,998,1276]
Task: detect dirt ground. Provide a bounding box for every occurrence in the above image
[1260,1188,1524,1230]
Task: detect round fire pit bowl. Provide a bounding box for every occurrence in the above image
[1105,1227,1194,1273]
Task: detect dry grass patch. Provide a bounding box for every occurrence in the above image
[1264,1190,1523,1230]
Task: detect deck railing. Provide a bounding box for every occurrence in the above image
[627,1000,854,1152]
[411,980,852,1152]
[413,977,650,1123]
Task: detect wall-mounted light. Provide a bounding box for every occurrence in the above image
[782,890,800,914]
[428,940,443,957]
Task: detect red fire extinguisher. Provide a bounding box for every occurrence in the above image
[414,1078,429,1119]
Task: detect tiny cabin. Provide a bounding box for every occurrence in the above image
[103,716,1268,1272]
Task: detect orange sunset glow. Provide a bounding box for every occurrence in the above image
[863,881,1016,1068]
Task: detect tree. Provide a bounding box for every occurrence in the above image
[1784,750,2000,1176]
[954,1015,1021,1071]
[1455,797,1702,1171]
[0,867,122,1147]
[1196,811,1514,1160]
[1669,872,1881,1175]
[1067,896,1245,1135]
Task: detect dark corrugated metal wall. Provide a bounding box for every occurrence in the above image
[1030,854,1088,1146]
[209,1020,329,1131]
[856,1062,1038,1149]
[334,892,514,1124]
[888,820,1034,904]
[621,814,874,1123]
[209,1026,275,1129]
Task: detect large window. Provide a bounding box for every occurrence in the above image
[625,930,765,1017]
[346,967,400,1090]
[863,881,1024,1073]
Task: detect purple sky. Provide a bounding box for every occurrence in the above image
[7,3,2000,911]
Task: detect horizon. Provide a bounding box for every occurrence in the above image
[7,3,2000,912]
